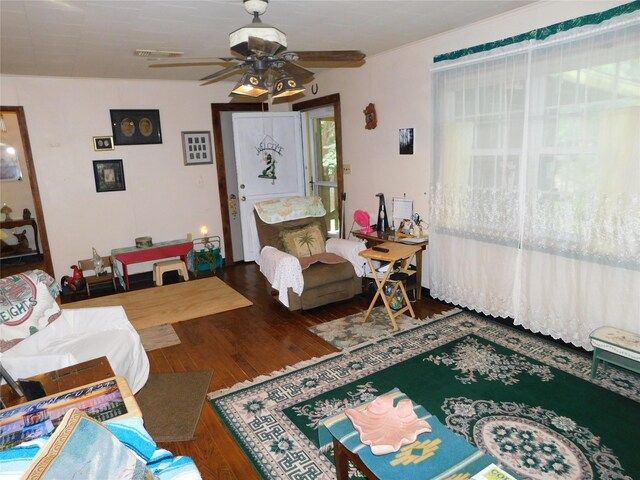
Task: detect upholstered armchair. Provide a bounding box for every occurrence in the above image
[254,197,366,311]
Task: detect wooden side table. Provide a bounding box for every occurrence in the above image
[590,326,640,377]
[352,229,428,300]
[0,356,115,408]
[359,242,421,331]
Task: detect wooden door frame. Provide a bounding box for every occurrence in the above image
[1,106,54,277]
[211,103,267,263]
[292,94,345,236]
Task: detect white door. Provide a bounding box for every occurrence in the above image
[232,112,305,261]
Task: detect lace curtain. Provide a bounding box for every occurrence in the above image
[430,7,640,349]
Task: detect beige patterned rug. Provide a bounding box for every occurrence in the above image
[308,306,447,350]
[138,324,181,352]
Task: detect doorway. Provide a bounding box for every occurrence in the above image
[0,106,54,277]
[302,105,339,236]
[293,94,345,237]
[211,102,267,263]
[211,94,344,263]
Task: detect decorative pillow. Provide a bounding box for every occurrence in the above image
[279,221,326,258]
[21,408,154,480]
[0,270,62,353]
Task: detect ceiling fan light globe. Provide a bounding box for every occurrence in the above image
[243,0,268,16]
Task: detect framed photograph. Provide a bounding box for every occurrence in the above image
[110,109,162,145]
[93,136,114,151]
[399,128,414,155]
[93,159,126,192]
[182,131,213,165]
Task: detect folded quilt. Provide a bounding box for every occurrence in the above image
[254,196,326,224]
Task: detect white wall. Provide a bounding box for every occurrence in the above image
[309,0,627,286]
[0,76,236,278]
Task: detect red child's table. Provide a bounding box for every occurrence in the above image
[111,239,192,290]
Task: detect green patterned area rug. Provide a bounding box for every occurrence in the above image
[209,311,640,480]
[307,306,435,350]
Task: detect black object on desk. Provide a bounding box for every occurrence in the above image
[18,379,47,400]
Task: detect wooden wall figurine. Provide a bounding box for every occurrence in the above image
[364,103,377,130]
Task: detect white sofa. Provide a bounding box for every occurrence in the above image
[0,270,149,393]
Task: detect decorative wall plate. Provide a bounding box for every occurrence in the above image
[110,109,162,145]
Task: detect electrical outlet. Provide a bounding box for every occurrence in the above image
[343,164,352,175]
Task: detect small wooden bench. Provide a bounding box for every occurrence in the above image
[152,259,189,287]
[590,326,640,377]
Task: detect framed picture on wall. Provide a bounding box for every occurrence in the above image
[399,128,414,155]
[93,159,126,192]
[182,131,213,165]
[93,136,114,151]
[110,109,162,145]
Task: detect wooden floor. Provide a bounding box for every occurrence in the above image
[118,263,453,479]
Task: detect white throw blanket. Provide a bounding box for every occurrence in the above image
[326,238,367,277]
[257,247,304,308]
[2,306,150,393]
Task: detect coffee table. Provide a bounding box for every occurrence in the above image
[319,389,514,480]
[0,356,114,408]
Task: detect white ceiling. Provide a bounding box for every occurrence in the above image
[0,0,537,84]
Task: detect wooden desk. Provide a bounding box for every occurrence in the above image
[359,242,421,331]
[0,357,115,408]
[111,239,193,290]
[352,229,428,300]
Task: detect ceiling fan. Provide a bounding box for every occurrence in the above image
[149,0,365,99]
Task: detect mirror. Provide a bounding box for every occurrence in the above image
[0,106,54,277]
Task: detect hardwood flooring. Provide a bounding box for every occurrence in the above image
[123,263,454,479]
[0,254,45,277]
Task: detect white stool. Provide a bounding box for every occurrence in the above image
[153,259,189,287]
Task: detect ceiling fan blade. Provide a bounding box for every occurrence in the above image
[200,64,245,83]
[290,50,366,63]
[150,61,235,68]
[248,36,284,56]
[282,62,314,79]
